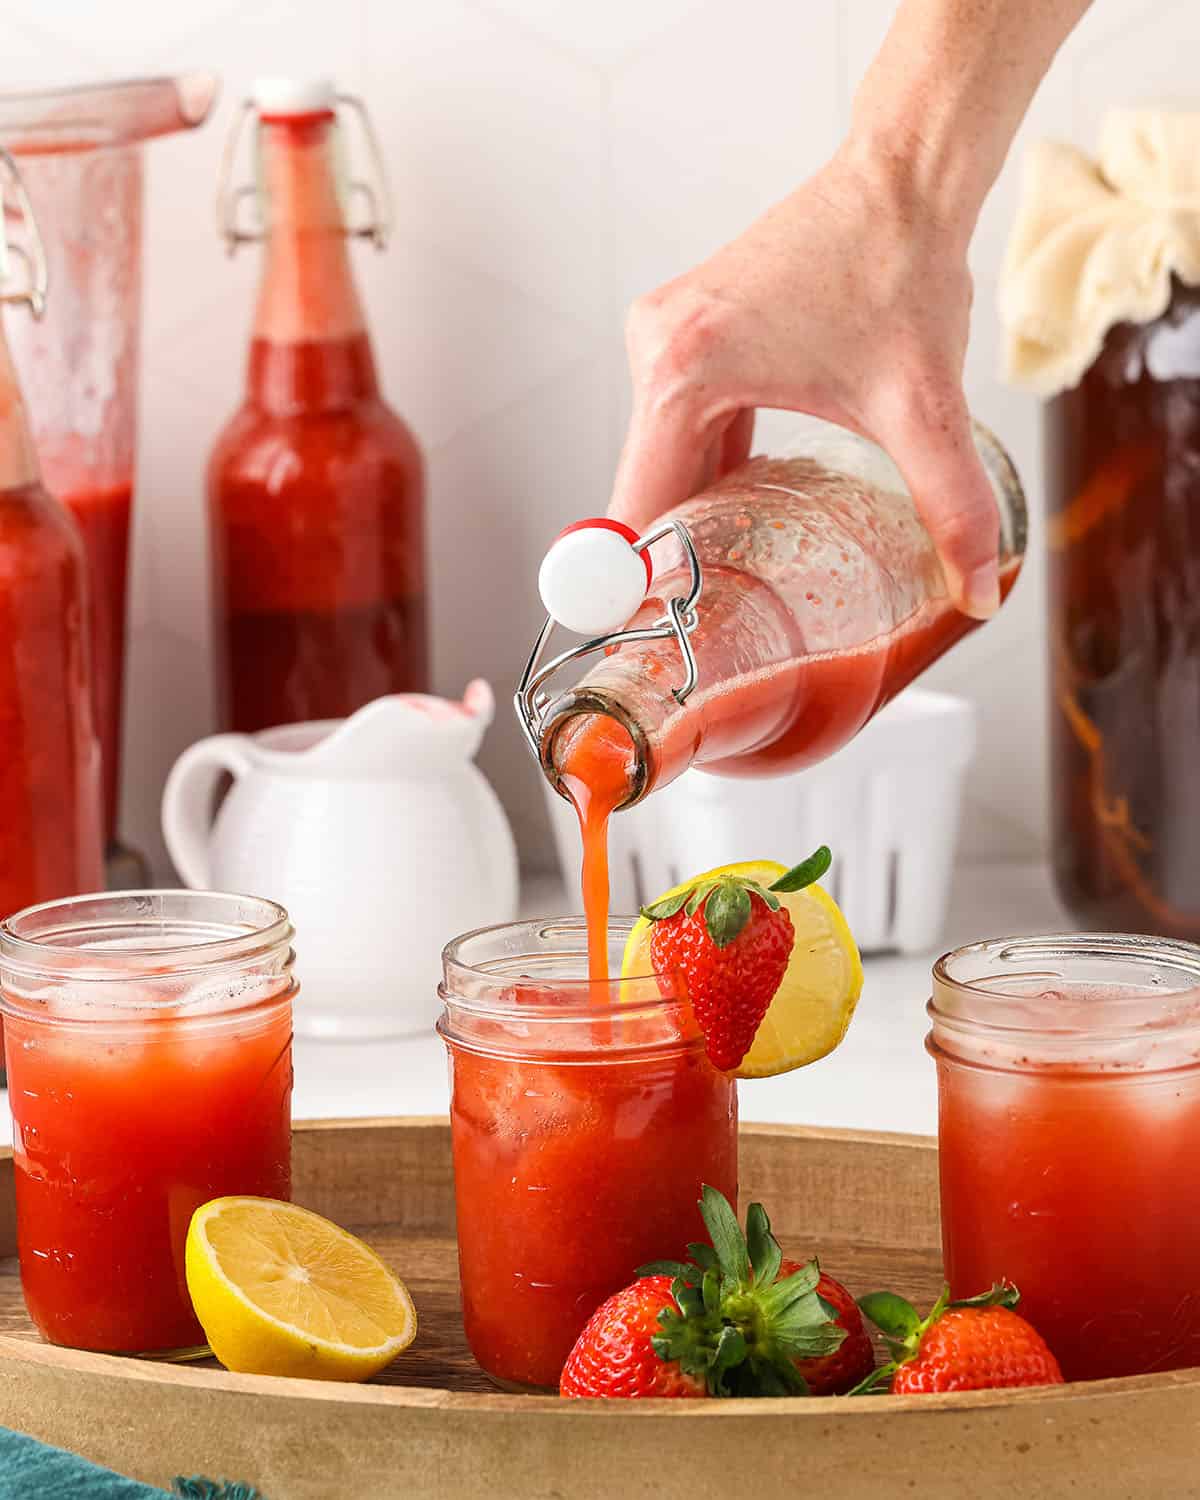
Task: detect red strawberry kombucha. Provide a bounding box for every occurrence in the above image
[930,938,1200,1382]
[440,924,737,1392]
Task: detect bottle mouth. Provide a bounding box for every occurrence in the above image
[539,690,648,810]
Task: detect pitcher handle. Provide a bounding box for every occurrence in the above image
[161,734,254,888]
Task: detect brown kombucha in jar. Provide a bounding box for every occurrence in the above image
[1045,276,1200,935]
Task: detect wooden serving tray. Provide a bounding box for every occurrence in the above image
[0,1118,1195,1499]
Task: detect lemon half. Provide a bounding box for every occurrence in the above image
[622,859,864,1078]
[186,1196,417,1381]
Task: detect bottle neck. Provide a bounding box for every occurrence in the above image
[0,320,42,492]
[249,113,372,391]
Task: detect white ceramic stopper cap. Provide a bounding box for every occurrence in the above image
[254,77,336,116]
[538,519,652,637]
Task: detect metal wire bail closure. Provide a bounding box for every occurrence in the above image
[0,150,47,319]
[514,519,704,759]
[215,92,393,255]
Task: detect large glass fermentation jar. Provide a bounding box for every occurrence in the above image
[1045,278,1200,936]
[0,890,295,1357]
[439,918,738,1392]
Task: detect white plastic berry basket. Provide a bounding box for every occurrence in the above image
[541,689,976,956]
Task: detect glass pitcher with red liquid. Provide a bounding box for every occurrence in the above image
[518,418,1026,963]
[209,78,428,735]
[0,74,218,885]
[0,150,103,927]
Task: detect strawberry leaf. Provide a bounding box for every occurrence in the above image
[949,1280,1020,1311]
[845,1365,893,1397]
[746,1202,781,1289]
[857,1291,921,1342]
[770,846,833,893]
[637,1259,695,1279]
[709,1325,749,1388]
[704,881,752,948]
[743,881,780,912]
[640,890,691,922]
[759,1261,820,1313]
[686,1242,720,1274]
[699,1183,751,1285]
[685,880,718,918]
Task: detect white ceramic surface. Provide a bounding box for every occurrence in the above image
[161,682,518,1038]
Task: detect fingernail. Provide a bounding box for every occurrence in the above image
[962,563,1000,620]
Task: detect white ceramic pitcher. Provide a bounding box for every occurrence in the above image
[161,682,518,1038]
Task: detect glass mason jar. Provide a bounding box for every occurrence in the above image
[439,918,738,1393]
[929,932,1200,1382]
[1045,277,1200,936]
[0,890,295,1357]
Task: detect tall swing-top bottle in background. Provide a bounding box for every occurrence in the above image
[209,78,428,734]
[0,152,103,923]
[0,74,217,882]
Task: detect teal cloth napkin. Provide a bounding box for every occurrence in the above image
[0,1426,263,1499]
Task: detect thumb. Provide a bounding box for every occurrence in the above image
[881,400,1002,620]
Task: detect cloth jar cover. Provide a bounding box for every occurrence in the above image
[1001,109,1200,394]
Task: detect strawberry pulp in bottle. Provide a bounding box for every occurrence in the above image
[209,80,427,733]
[527,421,1027,980]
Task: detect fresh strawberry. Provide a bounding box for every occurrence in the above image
[778,1258,875,1396]
[559,1276,707,1399]
[560,1186,845,1399]
[642,847,832,1070]
[854,1283,1064,1395]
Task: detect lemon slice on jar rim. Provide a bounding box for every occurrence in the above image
[620,859,864,1078]
[186,1196,417,1381]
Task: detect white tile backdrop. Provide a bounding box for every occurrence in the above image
[0,0,1194,879]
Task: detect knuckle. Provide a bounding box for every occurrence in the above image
[628,286,731,396]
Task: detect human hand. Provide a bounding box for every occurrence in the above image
[607,146,1000,618]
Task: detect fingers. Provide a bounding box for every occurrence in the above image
[607,400,709,533]
[718,406,756,477]
[609,286,740,532]
[880,390,1002,620]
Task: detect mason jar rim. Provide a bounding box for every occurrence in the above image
[438,916,707,1065]
[929,931,1200,1064]
[0,889,295,984]
[441,915,673,1008]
